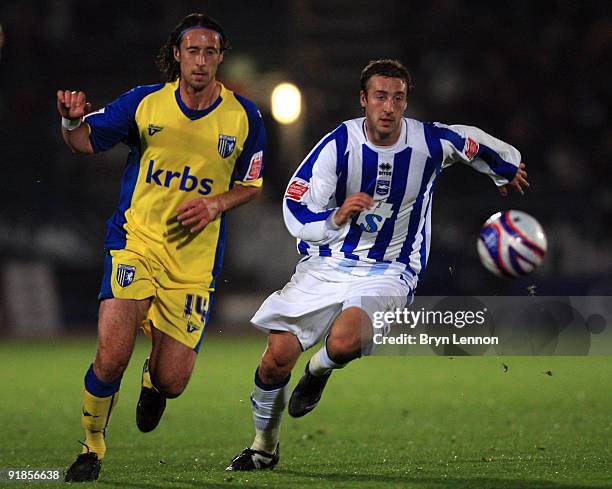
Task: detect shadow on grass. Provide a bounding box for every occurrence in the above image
[278,469,610,488]
[99,479,269,489]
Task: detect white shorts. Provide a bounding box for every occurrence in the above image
[251,257,414,350]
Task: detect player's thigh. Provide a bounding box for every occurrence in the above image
[330,275,412,358]
[146,287,212,352]
[96,248,156,374]
[95,298,151,380]
[148,327,197,397]
[145,285,212,395]
[251,265,347,350]
[327,307,372,359]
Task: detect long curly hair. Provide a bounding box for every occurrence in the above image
[156,13,231,82]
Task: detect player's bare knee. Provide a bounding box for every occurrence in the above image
[151,373,188,399]
[158,384,185,399]
[259,353,292,384]
[93,358,128,383]
[326,334,362,364]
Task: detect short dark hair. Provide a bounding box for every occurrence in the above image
[360,59,413,97]
[156,13,230,82]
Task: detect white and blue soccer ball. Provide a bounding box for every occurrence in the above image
[477,210,547,278]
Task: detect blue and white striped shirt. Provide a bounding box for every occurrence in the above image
[283,117,521,288]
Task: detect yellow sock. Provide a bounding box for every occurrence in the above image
[142,358,154,390]
[81,389,119,459]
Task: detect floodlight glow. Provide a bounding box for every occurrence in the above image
[271,83,301,124]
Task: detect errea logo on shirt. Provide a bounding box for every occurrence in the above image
[145,160,213,195]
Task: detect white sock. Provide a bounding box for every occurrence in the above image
[308,341,346,377]
[250,369,289,453]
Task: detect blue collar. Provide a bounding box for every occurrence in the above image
[174,87,222,120]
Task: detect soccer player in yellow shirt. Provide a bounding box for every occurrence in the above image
[57,13,266,482]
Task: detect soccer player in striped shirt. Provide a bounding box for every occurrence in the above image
[57,13,266,482]
[227,59,528,470]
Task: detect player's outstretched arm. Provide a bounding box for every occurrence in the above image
[176,185,262,233]
[333,192,374,226]
[57,89,94,154]
[498,162,529,197]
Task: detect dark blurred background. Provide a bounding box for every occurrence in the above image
[0,0,610,336]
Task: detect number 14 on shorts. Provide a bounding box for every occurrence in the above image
[184,293,207,328]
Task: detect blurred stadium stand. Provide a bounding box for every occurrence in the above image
[0,0,610,334]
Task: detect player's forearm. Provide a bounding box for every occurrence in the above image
[453,124,520,183]
[216,184,262,213]
[60,122,94,154]
[283,199,343,244]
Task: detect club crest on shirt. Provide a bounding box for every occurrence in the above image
[116,264,135,288]
[218,134,237,158]
[375,179,391,196]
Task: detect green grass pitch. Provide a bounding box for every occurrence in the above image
[0,335,610,488]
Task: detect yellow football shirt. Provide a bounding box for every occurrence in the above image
[85,81,265,290]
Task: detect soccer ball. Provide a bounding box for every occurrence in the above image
[477,210,547,278]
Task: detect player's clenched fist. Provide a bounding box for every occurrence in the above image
[56,90,92,120]
[334,192,374,226]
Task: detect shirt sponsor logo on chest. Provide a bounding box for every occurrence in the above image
[145,160,214,195]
